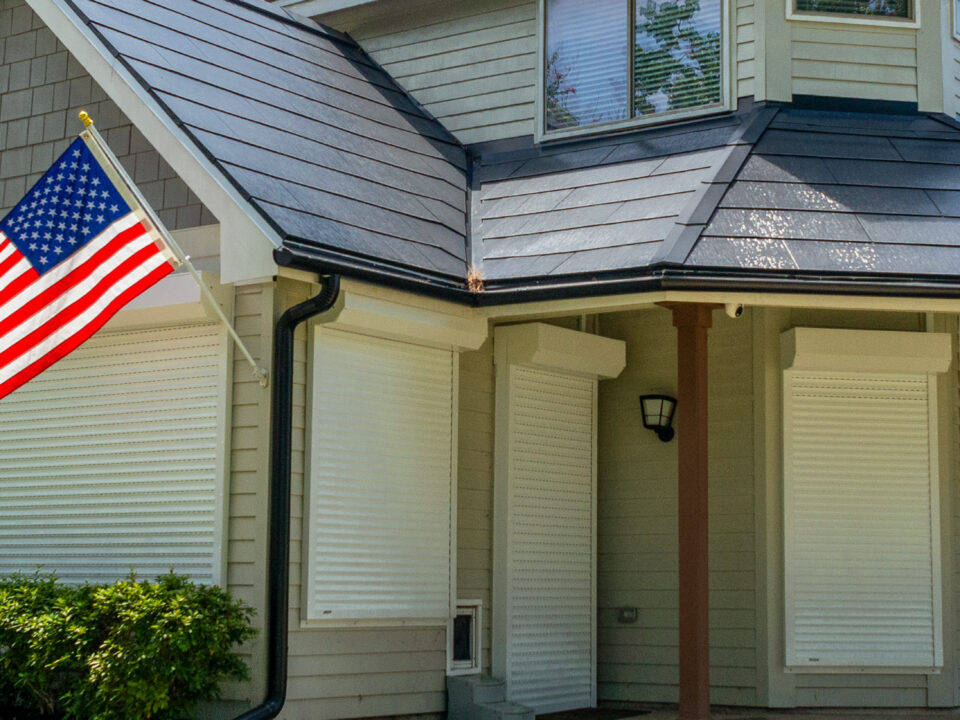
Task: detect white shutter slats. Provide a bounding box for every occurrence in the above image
[309,329,454,621]
[784,371,941,670]
[0,324,222,584]
[507,366,594,713]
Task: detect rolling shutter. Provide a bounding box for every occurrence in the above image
[308,328,455,621]
[784,371,942,669]
[506,366,595,712]
[0,323,224,584]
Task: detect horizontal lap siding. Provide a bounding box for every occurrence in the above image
[223,281,273,704]
[323,0,538,145]
[458,339,495,672]
[597,309,756,706]
[791,24,918,103]
[736,0,756,99]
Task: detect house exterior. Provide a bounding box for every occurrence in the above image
[3,0,960,718]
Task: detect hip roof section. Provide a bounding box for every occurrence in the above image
[690,108,960,279]
[62,0,469,282]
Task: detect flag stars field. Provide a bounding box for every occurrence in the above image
[0,135,175,400]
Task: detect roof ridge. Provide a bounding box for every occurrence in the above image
[223,0,357,46]
[649,103,781,267]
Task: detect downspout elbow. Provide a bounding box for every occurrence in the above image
[232,273,341,720]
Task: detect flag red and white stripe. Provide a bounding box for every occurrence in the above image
[0,136,176,399]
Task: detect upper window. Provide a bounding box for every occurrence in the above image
[794,0,908,17]
[543,0,724,136]
[789,0,916,24]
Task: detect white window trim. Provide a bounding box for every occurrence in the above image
[535,0,735,143]
[780,328,950,674]
[448,600,483,676]
[786,0,919,28]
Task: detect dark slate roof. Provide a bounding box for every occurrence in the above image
[51,0,960,301]
[64,0,469,282]
[472,110,768,282]
[688,108,960,279]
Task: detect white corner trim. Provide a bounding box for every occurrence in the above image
[314,280,487,351]
[781,327,952,374]
[28,0,282,280]
[494,322,626,379]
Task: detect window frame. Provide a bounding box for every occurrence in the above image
[786,0,919,28]
[535,0,734,143]
[953,0,960,42]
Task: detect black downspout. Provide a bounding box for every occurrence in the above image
[234,274,341,720]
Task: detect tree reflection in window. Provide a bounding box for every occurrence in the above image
[634,0,721,117]
[545,0,722,132]
[794,0,909,17]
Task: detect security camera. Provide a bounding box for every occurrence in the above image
[725,302,743,319]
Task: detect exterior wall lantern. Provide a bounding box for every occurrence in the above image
[639,394,677,442]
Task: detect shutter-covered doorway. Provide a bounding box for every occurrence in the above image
[499,365,597,713]
[493,323,624,715]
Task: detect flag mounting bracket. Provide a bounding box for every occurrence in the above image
[78,111,270,388]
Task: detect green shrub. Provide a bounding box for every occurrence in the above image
[0,572,256,720]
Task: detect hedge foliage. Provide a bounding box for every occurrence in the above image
[0,572,256,720]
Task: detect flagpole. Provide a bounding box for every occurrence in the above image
[76,111,270,388]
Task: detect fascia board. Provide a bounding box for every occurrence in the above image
[274,0,376,14]
[28,0,282,284]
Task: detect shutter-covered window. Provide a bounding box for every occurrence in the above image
[308,328,454,621]
[0,324,224,584]
[784,371,942,670]
[544,0,723,132]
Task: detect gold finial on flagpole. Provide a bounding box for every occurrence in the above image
[78,110,93,128]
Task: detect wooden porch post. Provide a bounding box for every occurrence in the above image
[670,303,715,720]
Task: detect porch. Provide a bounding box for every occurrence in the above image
[473,302,959,717]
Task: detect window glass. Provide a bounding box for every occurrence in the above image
[794,0,909,17]
[634,0,722,117]
[545,0,629,130]
[544,0,723,134]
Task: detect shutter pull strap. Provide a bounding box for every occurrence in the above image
[79,111,270,388]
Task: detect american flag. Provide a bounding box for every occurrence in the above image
[0,135,176,399]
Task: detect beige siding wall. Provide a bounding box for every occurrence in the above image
[458,337,496,673]
[596,307,757,706]
[323,0,537,145]
[736,0,757,99]
[220,281,274,708]
[790,23,918,103]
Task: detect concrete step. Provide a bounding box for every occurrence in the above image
[447,675,533,720]
[477,701,535,720]
[448,674,506,708]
